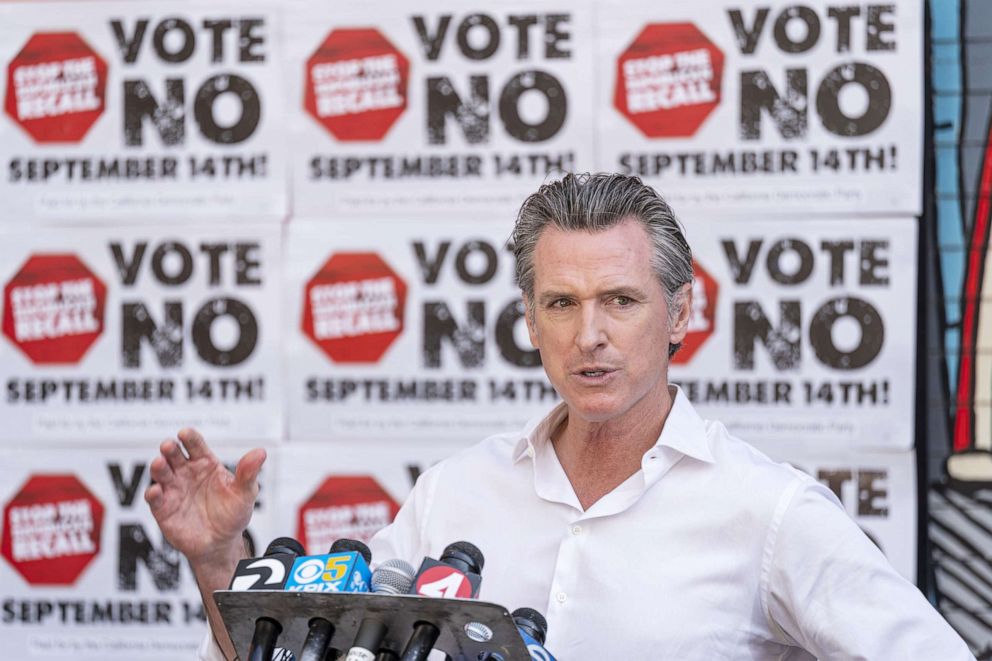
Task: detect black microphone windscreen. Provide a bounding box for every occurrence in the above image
[265,536,305,557]
[441,541,484,573]
[512,607,548,645]
[330,538,372,563]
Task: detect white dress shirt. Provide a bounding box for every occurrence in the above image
[199,388,973,660]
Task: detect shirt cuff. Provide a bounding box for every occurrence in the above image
[197,624,228,661]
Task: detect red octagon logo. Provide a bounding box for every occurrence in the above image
[302,252,407,363]
[4,32,108,144]
[672,259,718,365]
[3,254,107,365]
[304,29,410,141]
[297,476,400,554]
[614,23,724,138]
[1,474,104,586]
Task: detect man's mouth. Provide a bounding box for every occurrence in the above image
[576,368,615,377]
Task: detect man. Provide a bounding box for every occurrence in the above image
[148,174,973,660]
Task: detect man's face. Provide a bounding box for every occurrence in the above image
[524,219,691,424]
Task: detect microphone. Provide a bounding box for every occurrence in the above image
[230,536,304,591]
[294,539,374,661]
[238,537,305,661]
[409,541,484,599]
[345,560,416,661]
[402,542,485,661]
[285,538,373,592]
[479,608,557,661]
[512,607,557,661]
[372,558,417,595]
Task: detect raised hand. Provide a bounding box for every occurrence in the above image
[144,427,265,565]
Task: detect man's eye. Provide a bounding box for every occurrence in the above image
[552,299,571,308]
[614,296,632,306]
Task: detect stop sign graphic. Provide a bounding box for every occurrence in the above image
[4,32,108,143]
[304,29,410,141]
[3,254,107,365]
[297,476,400,553]
[672,260,718,365]
[302,252,407,363]
[1,475,104,586]
[614,23,724,138]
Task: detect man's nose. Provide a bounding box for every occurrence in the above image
[575,304,607,352]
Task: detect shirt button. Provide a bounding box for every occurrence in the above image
[571,525,582,535]
[526,447,535,458]
[556,591,567,604]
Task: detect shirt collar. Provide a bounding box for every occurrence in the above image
[511,386,715,465]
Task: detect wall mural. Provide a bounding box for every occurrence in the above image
[929,0,992,656]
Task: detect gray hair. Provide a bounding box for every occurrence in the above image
[512,173,694,357]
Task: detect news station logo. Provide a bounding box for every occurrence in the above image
[304,28,410,141]
[614,23,724,138]
[4,32,108,143]
[671,259,718,365]
[1,474,104,585]
[301,252,408,363]
[2,254,107,365]
[284,552,370,592]
[413,564,473,598]
[297,476,400,553]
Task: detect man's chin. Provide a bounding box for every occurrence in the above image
[563,397,627,424]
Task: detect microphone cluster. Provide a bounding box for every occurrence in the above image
[227,536,557,661]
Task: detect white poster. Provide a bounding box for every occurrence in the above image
[286,218,556,441]
[0,446,275,660]
[287,0,595,218]
[0,225,283,443]
[596,0,922,214]
[750,440,918,582]
[670,217,917,449]
[0,1,287,222]
[274,441,459,555]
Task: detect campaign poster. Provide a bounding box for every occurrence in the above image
[286,0,595,218]
[275,441,461,555]
[670,217,916,449]
[0,446,275,660]
[751,440,918,582]
[286,218,557,441]
[596,0,922,214]
[0,1,286,222]
[0,225,282,443]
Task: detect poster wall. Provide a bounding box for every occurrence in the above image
[596,0,922,214]
[0,2,287,223]
[671,217,917,449]
[286,218,556,441]
[0,225,283,443]
[286,0,596,218]
[0,446,275,660]
[0,0,940,657]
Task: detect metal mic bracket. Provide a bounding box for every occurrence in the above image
[214,590,531,660]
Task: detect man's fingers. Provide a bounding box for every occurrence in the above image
[177,427,211,461]
[234,448,267,493]
[144,482,164,510]
[149,455,174,486]
[161,439,187,472]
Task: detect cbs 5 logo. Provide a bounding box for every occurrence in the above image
[292,553,350,585]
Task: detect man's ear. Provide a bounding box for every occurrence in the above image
[669,281,693,344]
[523,295,540,348]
